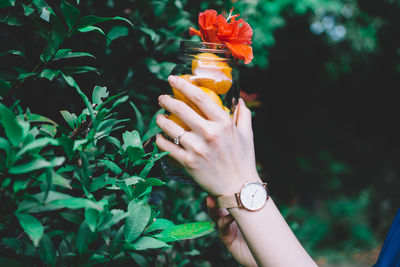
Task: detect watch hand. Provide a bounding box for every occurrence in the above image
[252,189,259,197]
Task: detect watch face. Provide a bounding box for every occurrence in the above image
[239,182,268,211]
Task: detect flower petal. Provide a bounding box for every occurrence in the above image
[199,10,219,43]
[224,42,253,64]
[234,20,253,45]
[189,27,202,38]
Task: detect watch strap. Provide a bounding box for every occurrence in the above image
[217,194,240,209]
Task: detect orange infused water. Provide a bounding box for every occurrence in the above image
[162,41,239,183]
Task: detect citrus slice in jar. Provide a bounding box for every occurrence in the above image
[191,53,233,95]
[169,86,223,130]
[172,75,199,100]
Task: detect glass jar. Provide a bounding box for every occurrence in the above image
[161,40,239,183]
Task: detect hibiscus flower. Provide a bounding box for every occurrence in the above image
[189,9,254,64]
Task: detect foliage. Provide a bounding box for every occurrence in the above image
[0,1,215,266]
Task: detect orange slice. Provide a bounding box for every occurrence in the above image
[170,85,224,130]
[191,53,233,95]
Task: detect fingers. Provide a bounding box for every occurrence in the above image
[206,196,219,222]
[206,195,234,231]
[158,94,208,133]
[218,214,235,236]
[168,75,228,122]
[236,98,253,137]
[155,134,187,163]
[156,114,194,150]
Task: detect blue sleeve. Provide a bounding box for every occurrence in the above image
[373,208,400,267]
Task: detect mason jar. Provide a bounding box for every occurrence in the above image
[161,40,239,183]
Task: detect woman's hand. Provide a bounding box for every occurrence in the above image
[206,196,257,267]
[156,75,261,196]
[156,76,317,267]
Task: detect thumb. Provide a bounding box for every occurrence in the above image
[236,98,253,137]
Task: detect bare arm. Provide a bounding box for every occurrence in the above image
[156,75,317,267]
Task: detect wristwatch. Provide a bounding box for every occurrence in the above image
[217,181,269,211]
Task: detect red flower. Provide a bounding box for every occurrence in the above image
[189,9,254,64]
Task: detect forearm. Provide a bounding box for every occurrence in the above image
[230,197,317,267]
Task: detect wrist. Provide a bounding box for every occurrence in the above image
[218,173,262,196]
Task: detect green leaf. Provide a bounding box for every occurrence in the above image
[0,137,10,155]
[57,134,74,160]
[15,213,44,247]
[132,178,165,199]
[21,3,35,16]
[15,137,58,160]
[52,49,95,61]
[156,222,215,242]
[26,113,57,125]
[123,176,143,185]
[122,130,144,163]
[60,0,80,30]
[9,157,65,174]
[0,13,23,25]
[50,197,104,211]
[76,25,105,36]
[62,66,99,75]
[129,252,147,266]
[76,221,92,254]
[145,218,175,233]
[0,50,24,57]
[146,58,175,80]
[0,103,29,147]
[124,200,151,242]
[107,25,129,46]
[39,69,60,81]
[92,86,109,105]
[17,72,36,79]
[0,79,11,97]
[37,170,71,189]
[75,15,133,30]
[38,234,56,267]
[0,0,15,8]
[126,236,170,250]
[89,175,117,192]
[85,208,99,232]
[98,209,128,231]
[61,74,95,120]
[142,109,164,142]
[138,27,159,43]
[60,110,77,129]
[99,159,122,175]
[129,101,145,135]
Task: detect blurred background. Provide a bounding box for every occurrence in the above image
[2,0,399,265]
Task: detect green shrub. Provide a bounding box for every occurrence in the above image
[0,1,214,266]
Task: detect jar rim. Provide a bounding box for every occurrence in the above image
[180,40,231,55]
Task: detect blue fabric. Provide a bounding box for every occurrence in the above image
[374,208,400,267]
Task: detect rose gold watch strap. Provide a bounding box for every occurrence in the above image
[217,194,239,209]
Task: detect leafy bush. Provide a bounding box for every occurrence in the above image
[0,1,214,266]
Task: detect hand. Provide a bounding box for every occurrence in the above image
[156,75,261,196]
[206,196,257,267]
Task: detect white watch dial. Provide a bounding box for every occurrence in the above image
[239,182,268,211]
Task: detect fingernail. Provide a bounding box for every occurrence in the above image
[168,75,178,85]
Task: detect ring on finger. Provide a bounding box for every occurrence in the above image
[173,130,186,146]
